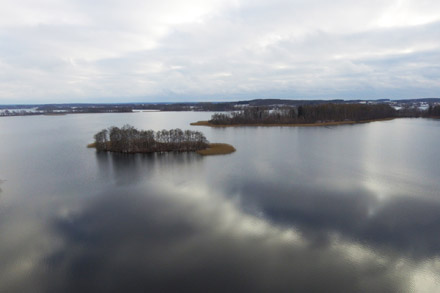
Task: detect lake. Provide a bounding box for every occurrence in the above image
[0,112,439,292]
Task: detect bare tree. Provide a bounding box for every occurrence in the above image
[93,126,209,153]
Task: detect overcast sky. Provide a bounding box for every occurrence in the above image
[0,0,439,103]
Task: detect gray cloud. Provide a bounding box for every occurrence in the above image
[0,0,439,103]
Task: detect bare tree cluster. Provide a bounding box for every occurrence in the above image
[93,125,209,153]
[0,110,40,116]
[397,104,440,118]
[428,105,440,117]
[209,104,398,125]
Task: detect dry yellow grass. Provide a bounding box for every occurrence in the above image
[43,113,67,116]
[191,118,396,128]
[190,121,215,126]
[196,143,236,156]
[87,142,96,148]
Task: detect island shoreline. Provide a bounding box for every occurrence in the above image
[190,117,397,128]
[87,142,236,156]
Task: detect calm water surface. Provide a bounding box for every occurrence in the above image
[0,112,440,292]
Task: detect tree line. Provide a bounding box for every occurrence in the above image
[93,125,209,153]
[209,103,398,125]
[428,105,440,117]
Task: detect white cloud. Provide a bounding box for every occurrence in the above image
[0,0,439,103]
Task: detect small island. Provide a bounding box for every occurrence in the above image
[191,103,420,127]
[87,125,235,156]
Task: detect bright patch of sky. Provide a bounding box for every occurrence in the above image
[0,0,439,103]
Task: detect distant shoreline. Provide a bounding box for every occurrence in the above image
[190,117,397,128]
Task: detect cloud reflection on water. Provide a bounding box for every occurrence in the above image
[43,182,406,292]
[226,179,440,259]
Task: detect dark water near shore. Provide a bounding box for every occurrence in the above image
[1,113,440,292]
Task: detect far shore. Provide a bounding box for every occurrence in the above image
[190,117,397,128]
[87,142,235,156]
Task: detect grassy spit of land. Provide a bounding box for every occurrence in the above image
[196,143,236,155]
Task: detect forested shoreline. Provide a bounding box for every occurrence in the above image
[428,105,440,117]
[205,103,440,126]
[92,125,209,153]
[208,104,397,125]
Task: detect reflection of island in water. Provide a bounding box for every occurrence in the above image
[88,125,235,156]
[94,151,203,185]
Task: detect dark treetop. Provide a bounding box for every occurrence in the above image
[93,125,209,153]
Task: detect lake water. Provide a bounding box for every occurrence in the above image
[0,112,439,292]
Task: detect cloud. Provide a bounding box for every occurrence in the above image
[0,0,439,103]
